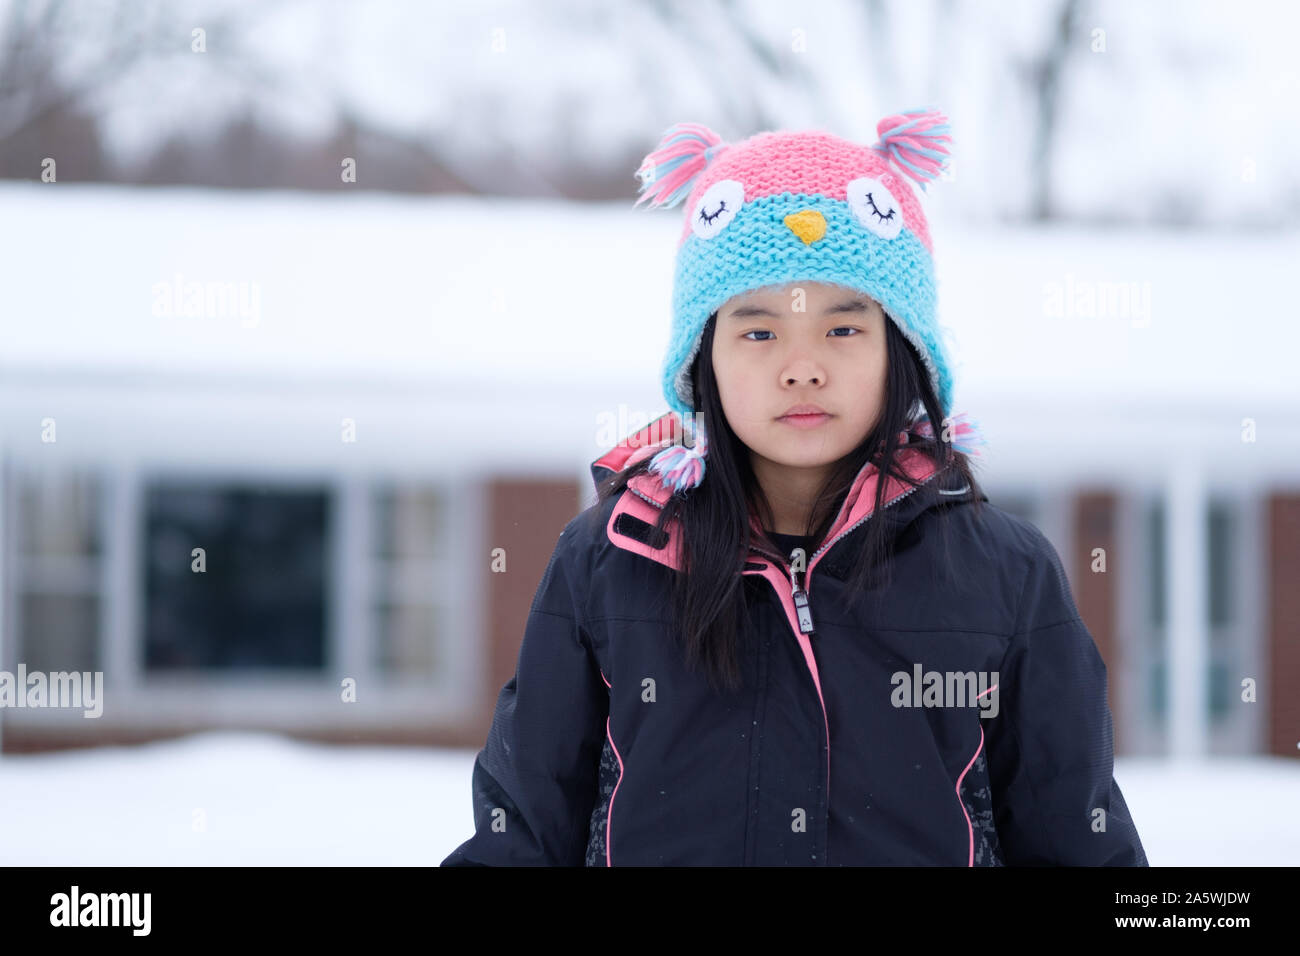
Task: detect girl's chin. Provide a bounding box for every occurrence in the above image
[752,447,844,471]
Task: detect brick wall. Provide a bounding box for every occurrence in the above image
[479,477,583,726]
[1071,491,1128,753]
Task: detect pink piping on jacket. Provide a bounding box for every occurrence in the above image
[954,683,999,866]
[743,557,832,795]
[598,668,623,867]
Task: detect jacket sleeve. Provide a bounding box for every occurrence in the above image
[440,517,608,866]
[984,523,1149,866]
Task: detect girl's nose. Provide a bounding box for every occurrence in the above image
[783,209,826,245]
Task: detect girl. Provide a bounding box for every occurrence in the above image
[442,108,1148,866]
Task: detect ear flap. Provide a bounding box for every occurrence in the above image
[634,122,727,209]
[870,107,952,193]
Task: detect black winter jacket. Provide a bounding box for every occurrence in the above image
[442,414,1148,866]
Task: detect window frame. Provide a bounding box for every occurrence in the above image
[1,457,482,733]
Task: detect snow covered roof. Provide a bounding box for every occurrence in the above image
[2,182,1297,481]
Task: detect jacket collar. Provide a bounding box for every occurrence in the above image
[590,411,984,579]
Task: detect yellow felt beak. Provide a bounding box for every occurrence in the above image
[783,209,826,245]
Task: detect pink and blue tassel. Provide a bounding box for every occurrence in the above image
[635,123,726,209]
[909,411,987,456]
[647,415,709,493]
[870,107,952,193]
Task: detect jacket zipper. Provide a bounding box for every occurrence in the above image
[789,560,815,634]
[747,468,942,634]
[749,539,816,634]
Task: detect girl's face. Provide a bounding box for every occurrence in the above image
[711,281,888,477]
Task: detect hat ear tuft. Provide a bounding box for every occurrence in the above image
[635,123,726,209]
[870,107,952,193]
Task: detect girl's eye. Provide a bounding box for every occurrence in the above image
[846,176,904,240]
[690,179,744,240]
[742,327,859,341]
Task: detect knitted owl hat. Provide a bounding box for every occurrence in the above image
[633,107,983,494]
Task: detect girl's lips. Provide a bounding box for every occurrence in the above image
[777,413,833,429]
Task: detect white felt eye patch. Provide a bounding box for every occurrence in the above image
[690,179,744,239]
[846,176,903,240]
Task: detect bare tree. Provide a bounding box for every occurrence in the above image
[0,0,165,147]
[863,0,899,110]
[1024,0,1085,221]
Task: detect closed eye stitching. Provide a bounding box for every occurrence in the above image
[865,191,896,222]
[698,200,728,225]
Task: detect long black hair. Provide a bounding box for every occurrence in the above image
[587,309,986,695]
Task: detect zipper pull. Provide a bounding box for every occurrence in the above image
[787,549,815,634]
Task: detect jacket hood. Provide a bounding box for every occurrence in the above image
[590,411,986,579]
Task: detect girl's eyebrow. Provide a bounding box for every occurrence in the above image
[728,299,870,319]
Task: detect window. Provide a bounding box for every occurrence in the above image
[142,482,330,671]
[370,485,447,680]
[3,461,473,738]
[12,470,104,673]
[1146,502,1166,721]
[1206,502,1235,720]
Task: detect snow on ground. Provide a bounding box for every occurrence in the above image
[0,730,1295,865]
[0,732,465,866]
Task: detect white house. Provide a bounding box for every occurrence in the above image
[1,181,1296,758]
